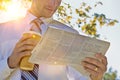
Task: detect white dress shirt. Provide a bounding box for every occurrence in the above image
[0,12,89,80]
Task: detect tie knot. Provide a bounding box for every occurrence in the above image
[31,18,43,24]
[30,18,43,33]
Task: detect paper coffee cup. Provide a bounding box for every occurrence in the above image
[20,31,41,71]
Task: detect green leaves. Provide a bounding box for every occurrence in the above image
[0,0,119,38]
[85,6,92,12]
[76,9,90,18]
[93,13,119,27]
[104,67,118,80]
[81,23,97,35]
[94,1,103,7]
[56,2,119,37]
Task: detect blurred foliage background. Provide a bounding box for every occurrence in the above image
[0,0,119,79]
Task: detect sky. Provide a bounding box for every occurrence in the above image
[0,0,120,78]
[63,0,120,77]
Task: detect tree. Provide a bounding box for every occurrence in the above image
[0,0,118,37]
[104,67,120,80]
[55,2,118,37]
[0,0,119,79]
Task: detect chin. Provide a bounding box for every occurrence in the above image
[44,11,54,18]
[44,14,53,18]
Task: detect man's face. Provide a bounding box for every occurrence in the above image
[33,0,62,18]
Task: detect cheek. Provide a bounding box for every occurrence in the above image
[54,3,61,10]
[54,7,58,12]
[57,0,62,5]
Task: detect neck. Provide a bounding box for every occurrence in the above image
[29,3,42,18]
[28,9,40,18]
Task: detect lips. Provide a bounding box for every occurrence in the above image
[46,7,54,12]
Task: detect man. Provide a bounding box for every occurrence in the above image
[0,0,107,80]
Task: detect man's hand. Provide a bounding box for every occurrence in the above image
[82,53,107,80]
[8,34,39,68]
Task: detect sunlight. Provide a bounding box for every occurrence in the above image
[1,0,30,20]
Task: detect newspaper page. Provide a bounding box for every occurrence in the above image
[29,26,110,76]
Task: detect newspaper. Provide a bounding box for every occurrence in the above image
[29,26,110,76]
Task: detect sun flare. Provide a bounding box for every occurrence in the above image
[1,0,31,21]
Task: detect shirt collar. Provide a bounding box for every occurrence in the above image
[26,11,53,26]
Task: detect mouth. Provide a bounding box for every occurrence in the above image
[45,7,54,12]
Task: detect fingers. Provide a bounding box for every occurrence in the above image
[18,34,33,43]
[17,39,38,48]
[17,33,39,48]
[82,57,106,72]
[81,53,108,80]
[82,54,107,73]
[17,45,34,53]
[82,61,101,72]
[8,33,39,68]
[8,50,31,68]
[95,53,108,66]
[18,51,31,59]
[16,38,39,57]
[83,66,102,77]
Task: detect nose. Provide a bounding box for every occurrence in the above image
[49,0,56,5]
[48,0,56,8]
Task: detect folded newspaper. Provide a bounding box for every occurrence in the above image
[29,26,110,76]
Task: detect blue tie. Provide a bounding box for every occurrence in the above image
[21,64,38,80]
[21,18,43,80]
